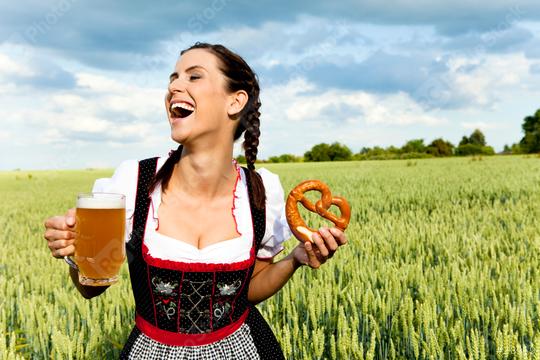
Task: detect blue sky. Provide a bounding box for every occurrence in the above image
[1,0,540,170]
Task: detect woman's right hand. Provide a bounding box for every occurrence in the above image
[43,208,77,259]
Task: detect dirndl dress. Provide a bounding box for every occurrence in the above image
[118,157,285,359]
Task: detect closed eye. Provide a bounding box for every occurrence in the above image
[189,75,201,81]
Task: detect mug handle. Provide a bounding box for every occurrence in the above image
[64,255,79,271]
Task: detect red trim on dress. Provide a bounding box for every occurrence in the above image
[142,242,255,272]
[136,308,250,346]
[231,160,241,237]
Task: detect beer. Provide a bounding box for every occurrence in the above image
[74,193,126,286]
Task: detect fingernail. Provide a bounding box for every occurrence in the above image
[66,216,74,224]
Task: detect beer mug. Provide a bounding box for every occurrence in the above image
[68,193,126,286]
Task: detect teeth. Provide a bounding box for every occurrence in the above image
[171,102,195,111]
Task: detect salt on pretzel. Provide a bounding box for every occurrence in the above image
[285,179,351,243]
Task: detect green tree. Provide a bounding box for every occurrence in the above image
[401,139,426,153]
[387,145,401,154]
[328,142,353,161]
[511,143,523,154]
[519,109,540,153]
[455,144,495,156]
[456,129,493,156]
[426,138,454,157]
[304,142,352,161]
[268,154,301,163]
[469,129,486,146]
[304,143,331,162]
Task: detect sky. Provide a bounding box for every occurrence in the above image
[1,0,540,170]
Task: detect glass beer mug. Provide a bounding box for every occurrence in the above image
[68,193,126,286]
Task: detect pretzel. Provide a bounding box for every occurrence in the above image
[285,180,351,243]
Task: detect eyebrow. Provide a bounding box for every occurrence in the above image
[169,65,206,82]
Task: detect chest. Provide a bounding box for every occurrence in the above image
[156,193,241,250]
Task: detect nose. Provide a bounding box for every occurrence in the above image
[168,76,187,95]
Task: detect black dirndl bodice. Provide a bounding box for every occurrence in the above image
[120,157,285,359]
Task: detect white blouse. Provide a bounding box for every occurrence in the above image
[91,152,293,263]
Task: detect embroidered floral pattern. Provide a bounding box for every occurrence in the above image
[217,280,241,296]
[151,276,178,295]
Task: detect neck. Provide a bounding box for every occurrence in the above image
[168,142,238,201]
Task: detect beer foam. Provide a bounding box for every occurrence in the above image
[77,196,125,209]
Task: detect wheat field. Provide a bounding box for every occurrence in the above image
[1,155,540,359]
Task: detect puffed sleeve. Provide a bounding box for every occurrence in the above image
[91,159,138,243]
[255,168,293,259]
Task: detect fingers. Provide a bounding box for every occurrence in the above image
[319,227,339,253]
[65,208,76,227]
[304,241,321,269]
[329,227,348,245]
[43,215,74,232]
[302,226,348,269]
[43,209,77,259]
[47,240,75,258]
[44,228,76,242]
[312,232,329,258]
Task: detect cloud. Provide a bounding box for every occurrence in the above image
[0,53,31,76]
[531,63,540,73]
[0,51,76,89]
[2,1,540,70]
[281,86,445,126]
[0,66,169,149]
[442,26,534,54]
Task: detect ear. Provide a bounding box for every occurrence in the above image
[227,90,249,118]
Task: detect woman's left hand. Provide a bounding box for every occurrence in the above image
[292,226,348,269]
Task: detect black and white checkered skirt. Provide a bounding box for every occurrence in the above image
[119,305,285,360]
[124,322,259,360]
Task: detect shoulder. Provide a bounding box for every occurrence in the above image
[254,167,284,193]
[91,155,167,195]
[237,166,286,204]
[91,154,168,219]
[249,167,292,258]
[109,155,167,178]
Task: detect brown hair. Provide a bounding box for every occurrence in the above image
[148,42,266,209]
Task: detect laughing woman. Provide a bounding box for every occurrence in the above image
[43,42,348,359]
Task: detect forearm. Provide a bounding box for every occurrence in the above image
[69,267,109,299]
[248,252,302,305]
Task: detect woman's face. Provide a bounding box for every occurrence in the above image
[165,48,245,145]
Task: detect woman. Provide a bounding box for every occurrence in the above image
[43,42,348,359]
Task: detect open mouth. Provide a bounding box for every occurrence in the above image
[170,101,195,119]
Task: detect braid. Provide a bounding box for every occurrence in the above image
[243,100,261,170]
[242,99,266,210]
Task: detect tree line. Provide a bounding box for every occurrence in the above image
[236,108,540,163]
